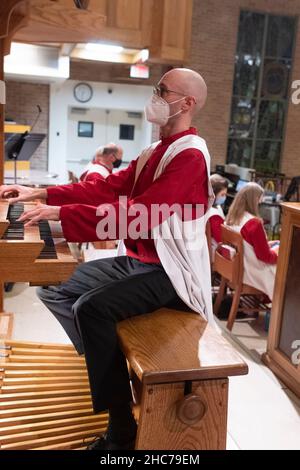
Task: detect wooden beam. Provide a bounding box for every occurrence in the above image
[0,3,32,340]
[14,0,106,43]
[0,1,28,40]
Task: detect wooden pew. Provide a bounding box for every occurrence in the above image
[117,308,248,450]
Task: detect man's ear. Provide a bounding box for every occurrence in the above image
[181,96,195,112]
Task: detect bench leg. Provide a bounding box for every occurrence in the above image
[135,379,228,450]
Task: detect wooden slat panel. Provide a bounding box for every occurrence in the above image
[0,396,92,410]
[4,340,75,350]
[0,407,95,426]
[1,382,89,393]
[0,421,102,448]
[0,339,100,450]
[1,362,86,370]
[0,388,90,401]
[4,370,88,378]
[33,437,97,451]
[0,414,106,436]
[11,347,79,357]
[8,355,86,363]
[3,376,89,385]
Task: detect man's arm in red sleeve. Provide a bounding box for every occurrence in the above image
[46,159,137,207]
[241,218,278,264]
[59,149,208,242]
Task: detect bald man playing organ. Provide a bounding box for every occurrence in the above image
[0,68,214,450]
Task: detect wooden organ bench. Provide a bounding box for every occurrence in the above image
[0,309,248,450]
[117,308,248,450]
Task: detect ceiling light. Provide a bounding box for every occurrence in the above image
[85,43,124,54]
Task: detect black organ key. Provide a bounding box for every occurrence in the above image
[3,203,57,259]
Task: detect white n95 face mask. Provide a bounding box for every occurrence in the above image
[144,94,186,127]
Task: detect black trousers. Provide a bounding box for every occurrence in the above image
[37,256,186,413]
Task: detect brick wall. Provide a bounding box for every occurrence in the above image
[189,0,300,176]
[5,81,49,171]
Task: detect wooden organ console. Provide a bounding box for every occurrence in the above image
[0,201,78,285]
[263,203,300,398]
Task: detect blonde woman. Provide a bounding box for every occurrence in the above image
[225,182,278,301]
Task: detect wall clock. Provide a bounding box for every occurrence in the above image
[74,82,93,103]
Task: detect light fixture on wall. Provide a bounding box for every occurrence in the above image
[72,44,149,65]
[83,43,124,63]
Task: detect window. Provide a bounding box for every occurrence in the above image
[227,11,297,173]
[78,121,94,138]
[119,124,135,140]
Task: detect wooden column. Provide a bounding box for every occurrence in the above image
[0,39,5,315]
[0,38,13,339]
[0,38,4,185]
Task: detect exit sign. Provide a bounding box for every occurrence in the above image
[130,64,149,79]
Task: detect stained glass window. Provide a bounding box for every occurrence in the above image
[227,11,296,173]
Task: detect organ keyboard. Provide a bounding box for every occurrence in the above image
[0,201,78,285]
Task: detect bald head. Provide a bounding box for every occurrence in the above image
[160,68,207,114]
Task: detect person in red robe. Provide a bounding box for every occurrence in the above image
[80,143,123,182]
[0,68,210,450]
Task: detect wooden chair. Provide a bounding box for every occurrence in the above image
[117,308,248,450]
[213,225,271,331]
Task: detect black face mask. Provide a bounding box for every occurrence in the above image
[113,159,122,169]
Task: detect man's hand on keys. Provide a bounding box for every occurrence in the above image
[0,185,47,204]
[17,203,61,227]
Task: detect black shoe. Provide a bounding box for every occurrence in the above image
[86,433,135,450]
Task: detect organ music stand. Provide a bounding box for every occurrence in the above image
[5,132,45,183]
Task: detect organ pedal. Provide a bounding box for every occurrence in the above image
[0,340,108,450]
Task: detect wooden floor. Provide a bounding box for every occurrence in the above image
[0,340,108,450]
